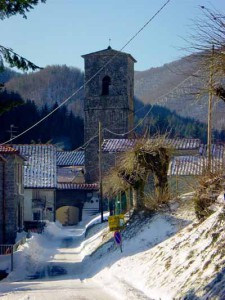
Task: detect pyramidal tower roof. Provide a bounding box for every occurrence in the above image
[82,46,137,63]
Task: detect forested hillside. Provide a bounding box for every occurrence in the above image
[5,65,84,116]
[134,55,200,103]
[134,55,225,131]
[5,55,225,132]
[134,98,225,143]
[1,57,225,150]
[0,91,83,150]
[0,68,20,83]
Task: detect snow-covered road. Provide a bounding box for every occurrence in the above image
[0,223,117,300]
[0,278,116,299]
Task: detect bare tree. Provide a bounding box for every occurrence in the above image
[103,135,172,212]
[189,6,225,100]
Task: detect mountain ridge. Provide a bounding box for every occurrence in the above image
[2,54,225,131]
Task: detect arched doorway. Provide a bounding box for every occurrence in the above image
[56,206,79,226]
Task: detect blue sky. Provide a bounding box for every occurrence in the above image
[1,0,225,72]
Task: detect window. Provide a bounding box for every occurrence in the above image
[102,76,111,95]
[33,211,41,221]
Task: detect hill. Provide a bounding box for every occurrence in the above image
[3,56,225,142]
[0,68,21,84]
[134,55,199,104]
[84,194,225,299]
[134,98,211,143]
[5,65,84,116]
[0,95,84,150]
[134,55,225,131]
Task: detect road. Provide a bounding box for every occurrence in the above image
[0,278,116,299]
[0,226,117,300]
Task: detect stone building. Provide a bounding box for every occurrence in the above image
[82,47,136,183]
[13,145,99,227]
[0,145,25,244]
[56,150,99,224]
[14,144,57,224]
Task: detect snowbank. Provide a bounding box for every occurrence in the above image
[1,195,225,299]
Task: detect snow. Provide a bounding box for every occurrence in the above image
[1,193,225,299]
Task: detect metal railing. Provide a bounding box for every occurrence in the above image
[24,221,46,233]
[0,236,27,271]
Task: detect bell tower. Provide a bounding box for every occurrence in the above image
[82,47,136,183]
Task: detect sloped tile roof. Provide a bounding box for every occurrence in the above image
[57,166,85,183]
[168,156,224,176]
[0,145,19,153]
[102,138,201,153]
[102,139,135,152]
[199,144,225,159]
[165,138,201,150]
[14,144,57,189]
[57,151,84,166]
[82,47,137,62]
[57,183,99,190]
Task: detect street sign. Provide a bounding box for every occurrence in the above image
[114,231,122,244]
[108,214,125,231]
[114,231,123,253]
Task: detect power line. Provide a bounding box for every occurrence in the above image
[0,0,172,146]
[104,68,202,137]
[75,132,99,151]
[119,0,172,54]
[0,87,83,145]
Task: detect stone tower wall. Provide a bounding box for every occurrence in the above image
[83,49,135,183]
[0,155,24,244]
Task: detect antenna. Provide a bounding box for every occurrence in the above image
[7,124,18,144]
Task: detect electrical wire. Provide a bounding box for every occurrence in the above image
[1,86,83,145]
[75,133,99,151]
[0,0,172,146]
[104,68,202,137]
[119,0,171,54]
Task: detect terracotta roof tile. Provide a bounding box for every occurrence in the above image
[0,145,19,153]
[57,183,99,190]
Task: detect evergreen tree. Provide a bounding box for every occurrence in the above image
[0,0,46,19]
[0,89,23,115]
[0,94,84,149]
[0,0,46,71]
[134,97,216,143]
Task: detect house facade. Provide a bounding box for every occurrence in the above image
[0,145,25,244]
[168,144,225,194]
[14,145,57,223]
[101,138,205,196]
[101,138,225,197]
[56,150,99,224]
[11,146,99,227]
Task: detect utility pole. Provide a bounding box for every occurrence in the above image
[99,121,104,223]
[207,44,214,172]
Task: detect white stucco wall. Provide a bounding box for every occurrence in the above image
[24,189,55,222]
